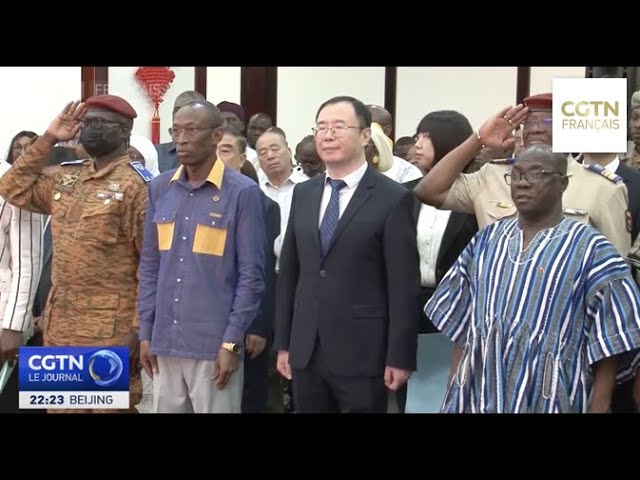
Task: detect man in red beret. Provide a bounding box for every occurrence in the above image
[0,95,153,413]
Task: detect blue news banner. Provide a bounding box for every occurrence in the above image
[18,346,129,409]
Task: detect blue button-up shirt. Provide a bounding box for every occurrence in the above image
[138,159,266,360]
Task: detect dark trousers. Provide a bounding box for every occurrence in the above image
[611,379,636,413]
[242,342,270,413]
[292,340,387,413]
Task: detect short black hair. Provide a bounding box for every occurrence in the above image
[180,101,223,128]
[416,110,473,166]
[517,144,568,175]
[220,126,247,153]
[316,96,371,129]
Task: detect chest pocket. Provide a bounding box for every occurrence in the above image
[193,213,229,256]
[80,202,121,244]
[154,210,176,251]
[562,208,589,225]
[486,201,517,221]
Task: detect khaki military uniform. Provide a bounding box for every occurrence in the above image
[442,158,631,256]
[0,136,148,413]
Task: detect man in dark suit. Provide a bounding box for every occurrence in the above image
[155,90,205,173]
[274,96,421,413]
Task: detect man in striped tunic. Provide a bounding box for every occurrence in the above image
[425,144,640,413]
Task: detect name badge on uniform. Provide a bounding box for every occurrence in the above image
[96,191,124,202]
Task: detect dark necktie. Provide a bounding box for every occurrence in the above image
[319,178,347,256]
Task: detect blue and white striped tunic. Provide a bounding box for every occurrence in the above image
[425,217,640,413]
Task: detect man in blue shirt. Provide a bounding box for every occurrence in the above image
[138,101,266,413]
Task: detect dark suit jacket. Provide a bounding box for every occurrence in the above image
[275,165,421,376]
[247,195,280,340]
[155,142,177,173]
[616,162,640,242]
[403,179,478,285]
[33,219,52,318]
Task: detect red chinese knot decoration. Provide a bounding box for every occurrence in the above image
[135,67,176,144]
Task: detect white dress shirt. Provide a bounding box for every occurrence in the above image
[259,166,309,271]
[416,204,451,287]
[0,161,43,337]
[319,160,368,225]
[382,155,423,183]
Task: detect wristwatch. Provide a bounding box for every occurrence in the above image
[221,342,240,355]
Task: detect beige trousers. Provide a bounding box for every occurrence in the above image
[153,356,243,413]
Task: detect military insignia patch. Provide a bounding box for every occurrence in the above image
[583,163,623,184]
[129,161,154,183]
[627,210,633,233]
[54,173,79,192]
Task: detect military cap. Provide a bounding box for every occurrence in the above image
[85,94,137,119]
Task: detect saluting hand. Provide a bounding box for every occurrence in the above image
[477,104,529,150]
[45,101,86,143]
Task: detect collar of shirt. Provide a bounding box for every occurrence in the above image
[86,154,130,180]
[577,155,621,174]
[261,165,308,189]
[604,156,620,173]
[169,157,225,189]
[325,160,368,190]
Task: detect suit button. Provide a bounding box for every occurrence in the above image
[320,270,327,278]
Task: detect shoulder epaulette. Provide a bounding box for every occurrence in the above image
[490,157,516,165]
[60,159,86,166]
[583,163,623,185]
[129,161,154,183]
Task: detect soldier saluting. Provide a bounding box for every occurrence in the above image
[0,96,151,413]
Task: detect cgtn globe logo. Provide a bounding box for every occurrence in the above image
[88,350,124,387]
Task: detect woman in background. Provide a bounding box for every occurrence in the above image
[397,110,479,413]
[4,131,37,165]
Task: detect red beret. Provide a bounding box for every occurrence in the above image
[85,94,137,119]
[217,101,245,122]
[523,92,552,111]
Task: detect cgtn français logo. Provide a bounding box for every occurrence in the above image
[552,77,627,153]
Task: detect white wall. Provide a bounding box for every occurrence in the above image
[396,67,518,138]
[529,67,586,96]
[0,67,81,161]
[277,67,386,148]
[206,67,241,105]
[108,67,195,144]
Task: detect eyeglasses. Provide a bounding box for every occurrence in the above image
[523,118,552,129]
[504,169,563,185]
[170,126,216,140]
[79,118,124,129]
[312,125,363,139]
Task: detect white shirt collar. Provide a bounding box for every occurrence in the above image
[604,156,620,173]
[325,160,368,189]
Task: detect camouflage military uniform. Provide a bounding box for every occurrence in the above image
[625,141,640,171]
[0,136,148,413]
